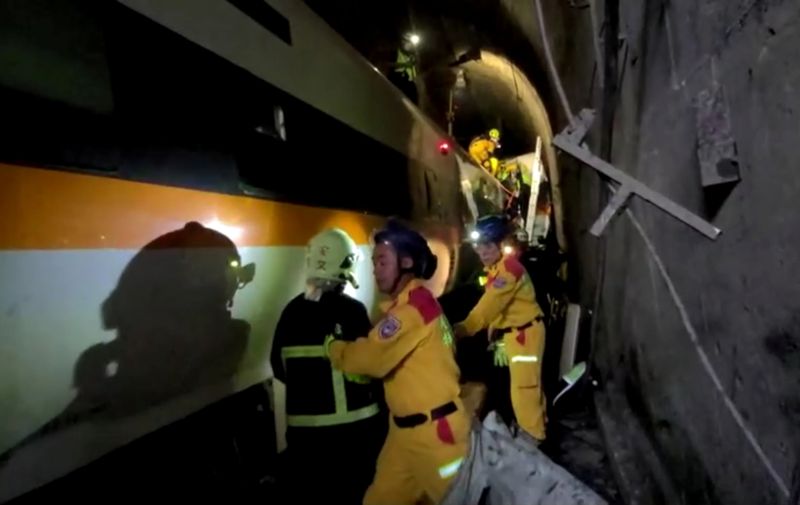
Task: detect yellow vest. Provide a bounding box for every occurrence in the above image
[461,255,544,335]
[329,279,461,417]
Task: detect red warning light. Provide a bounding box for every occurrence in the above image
[438,140,451,155]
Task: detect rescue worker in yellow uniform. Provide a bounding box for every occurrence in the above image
[454,215,548,443]
[468,128,501,177]
[497,159,534,222]
[326,220,470,505]
[271,228,385,504]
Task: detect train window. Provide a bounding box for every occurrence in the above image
[0,0,119,172]
[0,0,113,115]
[234,97,413,218]
[0,0,412,218]
[104,1,411,217]
[215,54,411,214]
[99,2,413,217]
[93,2,261,193]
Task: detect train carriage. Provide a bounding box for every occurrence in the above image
[0,0,505,499]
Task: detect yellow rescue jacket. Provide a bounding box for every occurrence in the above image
[468,137,498,174]
[461,255,544,336]
[329,279,461,417]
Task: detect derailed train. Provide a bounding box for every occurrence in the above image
[0,0,506,500]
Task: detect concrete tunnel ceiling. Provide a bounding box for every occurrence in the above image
[304,0,567,249]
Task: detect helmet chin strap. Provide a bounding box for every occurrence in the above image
[305,284,323,302]
[304,278,343,301]
[388,258,414,296]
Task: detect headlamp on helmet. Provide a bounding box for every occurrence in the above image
[470,214,509,245]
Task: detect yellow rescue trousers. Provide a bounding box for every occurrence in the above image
[364,399,470,505]
[503,320,547,440]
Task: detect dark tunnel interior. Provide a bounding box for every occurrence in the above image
[1,0,799,504]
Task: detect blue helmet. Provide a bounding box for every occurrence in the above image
[472,214,509,244]
[373,220,438,280]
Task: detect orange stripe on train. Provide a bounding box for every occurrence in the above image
[0,163,385,250]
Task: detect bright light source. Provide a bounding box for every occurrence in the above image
[503,245,514,255]
[205,217,243,241]
[470,231,480,240]
[230,259,240,268]
[408,33,421,46]
[438,140,450,155]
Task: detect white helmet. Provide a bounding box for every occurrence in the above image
[305,228,360,288]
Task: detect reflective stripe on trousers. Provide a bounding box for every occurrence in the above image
[438,457,464,479]
[281,344,379,427]
[511,355,539,363]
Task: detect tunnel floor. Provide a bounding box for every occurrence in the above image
[540,394,623,504]
[472,353,622,504]
[267,396,623,505]
[438,277,623,503]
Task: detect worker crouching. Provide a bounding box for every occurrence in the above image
[468,128,501,177]
[326,220,470,505]
[454,215,548,443]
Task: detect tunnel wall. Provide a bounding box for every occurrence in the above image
[596,1,800,503]
[504,0,800,504]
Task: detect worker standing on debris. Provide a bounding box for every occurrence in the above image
[454,214,548,443]
[469,128,501,177]
[271,228,385,504]
[327,220,469,505]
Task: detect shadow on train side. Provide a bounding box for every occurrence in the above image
[0,222,276,502]
[88,221,253,416]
